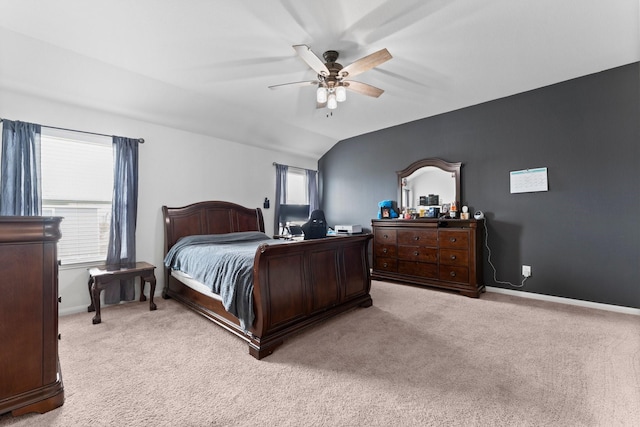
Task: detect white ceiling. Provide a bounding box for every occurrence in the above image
[0,0,638,158]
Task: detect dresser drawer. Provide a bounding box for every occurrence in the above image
[398,261,438,278]
[375,228,397,244]
[439,249,469,266]
[375,244,397,258]
[398,229,437,246]
[397,246,437,262]
[439,230,469,249]
[375,257,397,272]
[439,265,469,283]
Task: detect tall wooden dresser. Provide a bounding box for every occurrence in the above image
[371,218,484,297]
[0,216,64,416]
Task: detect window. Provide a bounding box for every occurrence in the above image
[275,166,314,235]
[40,129,113,265]
[286,168,307,204]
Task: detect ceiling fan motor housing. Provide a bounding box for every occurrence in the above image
[321,50,346,87]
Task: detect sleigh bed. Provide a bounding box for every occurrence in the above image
[162,200,373,359]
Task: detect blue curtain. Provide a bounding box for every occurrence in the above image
[104,136,139,304]
[274,163,288,235]
[306,169,318,213]
[0,120,42,216]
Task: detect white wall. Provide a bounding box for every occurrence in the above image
[0,89,318,315]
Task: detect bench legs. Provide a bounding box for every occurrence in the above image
[138,272,157,311]
[87,276,96,313]
[88,274,157,324]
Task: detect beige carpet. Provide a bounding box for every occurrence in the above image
[1,281,639,426]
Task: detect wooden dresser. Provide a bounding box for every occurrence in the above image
[0,217,64,416]
[371,218,484,297]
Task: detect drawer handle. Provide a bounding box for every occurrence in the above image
[383,234,388,239]
[383,248,388,254]
[383,262,388,268]
[413,251,419,256]
[450,237,457,242]
[450,255,456,260]
[413,236,420,241]
[450,271,456,277]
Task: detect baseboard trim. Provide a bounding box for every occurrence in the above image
[60,305,89,316]
[486,286,640,316]
[62,287,639,317]
[59,290,164,317]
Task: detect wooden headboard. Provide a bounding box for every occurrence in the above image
[162,201,265,254]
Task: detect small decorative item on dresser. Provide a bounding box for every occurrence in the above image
[377,200,399,219]
[427,207,440,218]
[449,201,458,218]
[461,205,470,220]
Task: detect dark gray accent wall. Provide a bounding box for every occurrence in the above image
[319,62,639,309]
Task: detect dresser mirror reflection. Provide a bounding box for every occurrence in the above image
[397,158,461,212]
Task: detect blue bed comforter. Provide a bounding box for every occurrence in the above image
[163,231,277,331]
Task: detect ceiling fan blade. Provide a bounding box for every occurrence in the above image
[340,48,392,78]
[293,45,329,76]
[268,80,318,90]
[344,0,449,45]
[345,81,385,98]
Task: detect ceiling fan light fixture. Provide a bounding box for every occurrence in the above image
[316,86,328,103]
[327,93,337,109]
[273,45,391,110]
[336,85,346,102]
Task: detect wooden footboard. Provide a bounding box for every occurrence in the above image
[250,234,372,358]
[162,201,373,359]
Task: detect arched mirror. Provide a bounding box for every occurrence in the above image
[397,158,461,211]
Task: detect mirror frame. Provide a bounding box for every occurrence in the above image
[397,158,462,211]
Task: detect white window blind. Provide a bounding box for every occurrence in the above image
[286,168,307,204]
[41,129,113,265]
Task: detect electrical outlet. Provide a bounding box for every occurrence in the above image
[522,265,532,277]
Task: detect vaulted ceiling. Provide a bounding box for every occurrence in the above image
[0,1,638,158]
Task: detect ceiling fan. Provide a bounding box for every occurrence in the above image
[268,45,392,110]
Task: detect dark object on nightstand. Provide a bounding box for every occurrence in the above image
[87,261,157,324]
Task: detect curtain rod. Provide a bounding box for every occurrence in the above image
[272,162,315,172]
[0,118,145,144]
